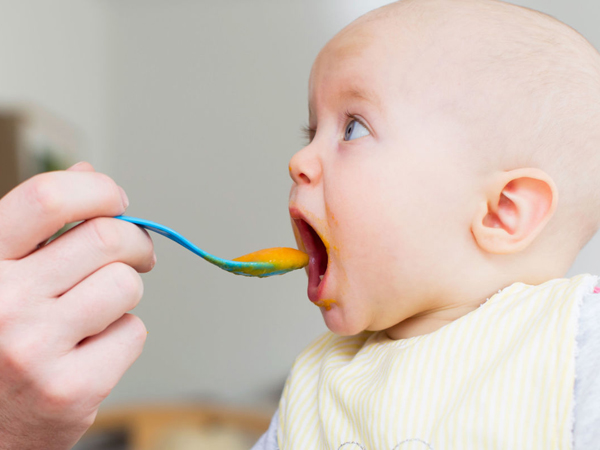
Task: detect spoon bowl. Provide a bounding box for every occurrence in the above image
[114,215,308,277]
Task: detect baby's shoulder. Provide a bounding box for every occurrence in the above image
[573,291,600,446]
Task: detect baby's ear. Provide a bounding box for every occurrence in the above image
[471,168,557,254]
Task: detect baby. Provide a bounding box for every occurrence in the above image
[253,0,600,448]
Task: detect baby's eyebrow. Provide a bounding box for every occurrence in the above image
[308,86,381,118]
[340,86,381,107]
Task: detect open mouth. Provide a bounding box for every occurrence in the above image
[293,218,328,303]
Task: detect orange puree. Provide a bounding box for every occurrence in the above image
[315,299,337,311]
[233,247,309,276]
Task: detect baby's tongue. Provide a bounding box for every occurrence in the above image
[307,251,327,303]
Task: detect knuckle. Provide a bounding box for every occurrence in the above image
[38,379,78,412]
[37,377,107,418]
[80,410,99,429]
[27,174,62,216]
[1,337,39,378]
[88,218,122,256]
[92,385,114,404]
[0,304,18,329]
[111,263,144,302]
[0,290,22,328]
[0,352,27,377]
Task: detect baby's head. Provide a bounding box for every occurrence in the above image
[288,0,600,338]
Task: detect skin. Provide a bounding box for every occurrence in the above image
[288,0,581,339]
[0,162,155,449]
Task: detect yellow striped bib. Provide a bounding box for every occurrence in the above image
[278,274,598,450]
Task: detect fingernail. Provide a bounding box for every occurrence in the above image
[151,252,157,268]
[119,186,130,209]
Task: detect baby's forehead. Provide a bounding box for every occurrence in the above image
[312,3,593,110]
[309,24,466,119]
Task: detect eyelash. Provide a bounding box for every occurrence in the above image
[301,111,366,145]
[301,124,315,145]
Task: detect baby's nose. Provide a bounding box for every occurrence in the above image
[288,145,322,185]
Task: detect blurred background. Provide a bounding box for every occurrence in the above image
[0,0,599,449]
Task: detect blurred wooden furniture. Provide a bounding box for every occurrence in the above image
[0,112,21,197]
[0,104,79,197]
[83,403,273,450]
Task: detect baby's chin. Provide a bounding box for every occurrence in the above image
[320,305,371,336]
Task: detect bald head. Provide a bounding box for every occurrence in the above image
[332,0,600,255]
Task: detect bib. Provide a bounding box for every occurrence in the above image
[278,274,598,450]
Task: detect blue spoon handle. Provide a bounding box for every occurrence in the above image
[114,215,277,277]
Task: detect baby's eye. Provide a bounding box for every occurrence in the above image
[344,119,369,141]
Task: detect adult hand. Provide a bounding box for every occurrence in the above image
[0,162,155,449]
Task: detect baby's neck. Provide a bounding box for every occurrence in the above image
[385,303,482,340]
[384,266,569,340]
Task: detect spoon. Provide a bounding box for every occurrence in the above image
[114,215,308,277]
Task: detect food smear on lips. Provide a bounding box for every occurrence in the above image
[233,247,309,276]
[315,299,337,311]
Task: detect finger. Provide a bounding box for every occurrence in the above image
[56,262,144,344]
[20,217,155,298]
[71,313,147,395]
[37,161,95,248]
[35,162,94,251]
[0,170,129,260]
[36,163,95,250]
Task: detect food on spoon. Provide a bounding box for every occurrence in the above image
[233,247,309,277]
